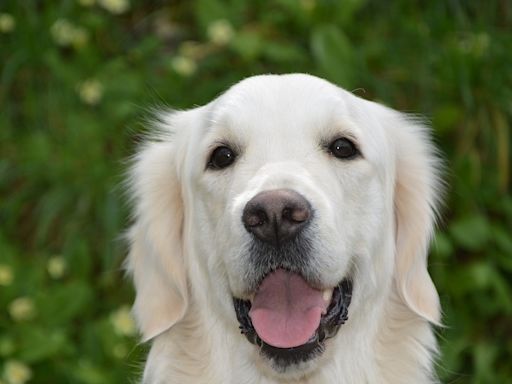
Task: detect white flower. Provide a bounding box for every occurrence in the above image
[51,19,89,48]
[171,56,197,77]
[3,360,32,384]
[0,13,15,33]
[77,79,103,105]
[47,257,66,279]
[0,265,13,286]
[98,0,130,14]
[51,19,74,45]
[207,19,234,46]
[110,306,136,336]
[8,298,36,322]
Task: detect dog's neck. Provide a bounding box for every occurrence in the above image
[141,282,437,384]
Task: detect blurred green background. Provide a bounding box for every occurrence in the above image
[1,1,511,383]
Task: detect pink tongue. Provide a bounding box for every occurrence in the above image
[249,269,327,348]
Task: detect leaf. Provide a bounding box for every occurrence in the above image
[474,342,497,382]
[263,41,304,63]
[37,281,93,325]
[467,262,496,289]
[432,231,454,259]
[493,225,512,255]
[449,214,490,251]
[432,105,463,135]
[18,328,71,363]
[310,25,356,88]
[232,31,264,61]
[493,109,509,192]
[71,360,111,384]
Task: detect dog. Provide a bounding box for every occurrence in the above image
[126,74,443,383]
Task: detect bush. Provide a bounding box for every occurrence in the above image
[1,1,510,382]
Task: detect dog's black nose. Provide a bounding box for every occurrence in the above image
[242,189,311,245]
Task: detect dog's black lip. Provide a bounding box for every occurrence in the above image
[233,278,353,368]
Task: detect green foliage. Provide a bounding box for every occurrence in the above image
[0,0,510,382]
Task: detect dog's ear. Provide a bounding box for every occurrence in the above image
[390,113,443,324]
[126,110,196,341]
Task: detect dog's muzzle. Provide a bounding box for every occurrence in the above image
[233,189,353,370]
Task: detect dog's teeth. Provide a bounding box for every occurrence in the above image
[323,288,333,302]
[249,293,255,302]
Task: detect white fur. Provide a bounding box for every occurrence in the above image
[126,74,442,384]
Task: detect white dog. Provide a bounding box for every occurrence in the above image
[126,74,443,384]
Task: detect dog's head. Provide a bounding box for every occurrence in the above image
[127,74,442,377]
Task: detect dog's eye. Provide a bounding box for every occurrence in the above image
[207,146,237,170]
[327,138,360,160]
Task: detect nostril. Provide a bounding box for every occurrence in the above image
[242,202,269,232]
[283,205,310,223]
[243,207,268,228]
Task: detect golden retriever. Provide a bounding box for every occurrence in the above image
[126,74,442,383]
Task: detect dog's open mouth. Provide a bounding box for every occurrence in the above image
[233,268,352,368]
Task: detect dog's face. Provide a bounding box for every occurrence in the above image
[128,74,441,379]
[185,76,391,371]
